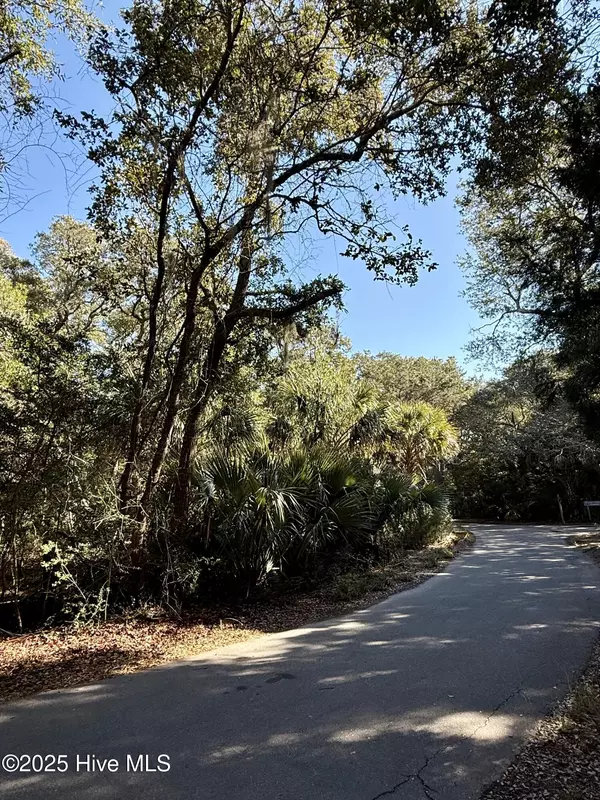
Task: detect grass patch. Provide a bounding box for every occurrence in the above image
[332,570,394,601]
[332,529,474,601]
[557,680,600,734]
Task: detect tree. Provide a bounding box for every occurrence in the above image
[349,399,457,475]
[384,402,458,477]
[353,352,473,416]
[460,25,600,431]
[263,326,371,448]
[60,0,578,530]
[450,354,600,521]
[0,1,96,218]
[0,222,129,619]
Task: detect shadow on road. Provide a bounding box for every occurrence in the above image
[1,525,599,800]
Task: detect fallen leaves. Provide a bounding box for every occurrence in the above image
[570,532,600,566]
[0,618,260,703]
[0,529,474,704]
[481,663,600,800]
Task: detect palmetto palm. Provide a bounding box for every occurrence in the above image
[349,402,458,478]
[385,403,458,478]
[191,437,451,594]
[192,445,375,590]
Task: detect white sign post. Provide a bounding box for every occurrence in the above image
[583,500,600,521]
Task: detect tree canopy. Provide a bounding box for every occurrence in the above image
[459,8,600,429]
[0,0,96,217]
[354,352,473,415]
[2,0,600,629]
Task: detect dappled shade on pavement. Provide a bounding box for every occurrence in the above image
[1,525,599,800]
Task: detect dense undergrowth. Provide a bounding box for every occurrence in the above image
[3,0,600,634]
[0,528,473,702]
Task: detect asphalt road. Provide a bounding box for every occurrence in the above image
[2,524,600,800]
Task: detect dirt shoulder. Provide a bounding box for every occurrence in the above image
[481,530,600,800]
[0,528,474,704]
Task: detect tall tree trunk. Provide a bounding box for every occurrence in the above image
[173,319,234,524]
[171,248,341,527]
[116,25,236,513]
[118,163,175,513]
[173,243,253,525]
[137,257,210,519]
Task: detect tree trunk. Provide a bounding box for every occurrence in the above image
[173,242,254,525]
[118,169,174,512]
[173,319,233,524]
[137,258,209,518]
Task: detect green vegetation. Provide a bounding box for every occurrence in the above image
[0,259,459,624]
[2,0,600,630]
[0,1,97,220]
[450,354,600,522]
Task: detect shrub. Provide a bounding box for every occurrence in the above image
[188,444,452,597]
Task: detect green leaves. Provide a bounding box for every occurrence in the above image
[191,442,386,588]
[0,0,99,221]
[340,224,436,285]
[353,352,473,415]
[0,0,96,115]
[450,354,600,521]
[189,394,455,592]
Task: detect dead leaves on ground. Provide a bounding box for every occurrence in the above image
[0,529,473,704]
[482,645,600,800]
[0,619,261,703]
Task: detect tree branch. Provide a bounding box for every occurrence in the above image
[0,48,21,68]
[237,287,341,321]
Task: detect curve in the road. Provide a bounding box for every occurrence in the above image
[1,524,599,800]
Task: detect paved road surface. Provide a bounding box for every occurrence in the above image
[1,525,600,800]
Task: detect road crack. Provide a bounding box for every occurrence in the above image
[469,684,527,740]
[415,753,442,799]
[368,685,531,800]
[369,775,412,800]
[368,754,443,800]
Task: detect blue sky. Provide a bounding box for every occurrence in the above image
[0,6,484,375]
